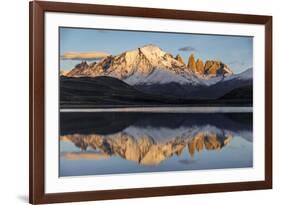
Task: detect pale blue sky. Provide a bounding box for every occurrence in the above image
[60,27,253,74]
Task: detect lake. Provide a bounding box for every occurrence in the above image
[59,110,253,177]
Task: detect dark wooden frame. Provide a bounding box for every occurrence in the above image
[29,1,272,204]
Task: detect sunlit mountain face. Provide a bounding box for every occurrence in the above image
[64,44,234,80]
[59,112,253,176]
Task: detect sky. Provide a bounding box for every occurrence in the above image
[60,27,253,74]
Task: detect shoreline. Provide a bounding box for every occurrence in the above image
[60,106,253,113]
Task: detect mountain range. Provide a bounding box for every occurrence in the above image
[60,44,252,107]
[64,44,234,81]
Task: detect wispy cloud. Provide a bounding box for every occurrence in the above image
[178,46,198,52]
[61,51,110,61]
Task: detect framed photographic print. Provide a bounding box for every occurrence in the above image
[29,1,272,204]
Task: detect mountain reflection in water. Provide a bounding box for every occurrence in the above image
[60,112,253,176]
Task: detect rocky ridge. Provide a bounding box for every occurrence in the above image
[65,44,234,82]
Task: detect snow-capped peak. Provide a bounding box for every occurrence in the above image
[139,44,166,59]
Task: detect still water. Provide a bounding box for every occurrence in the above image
[59,111,253,177]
